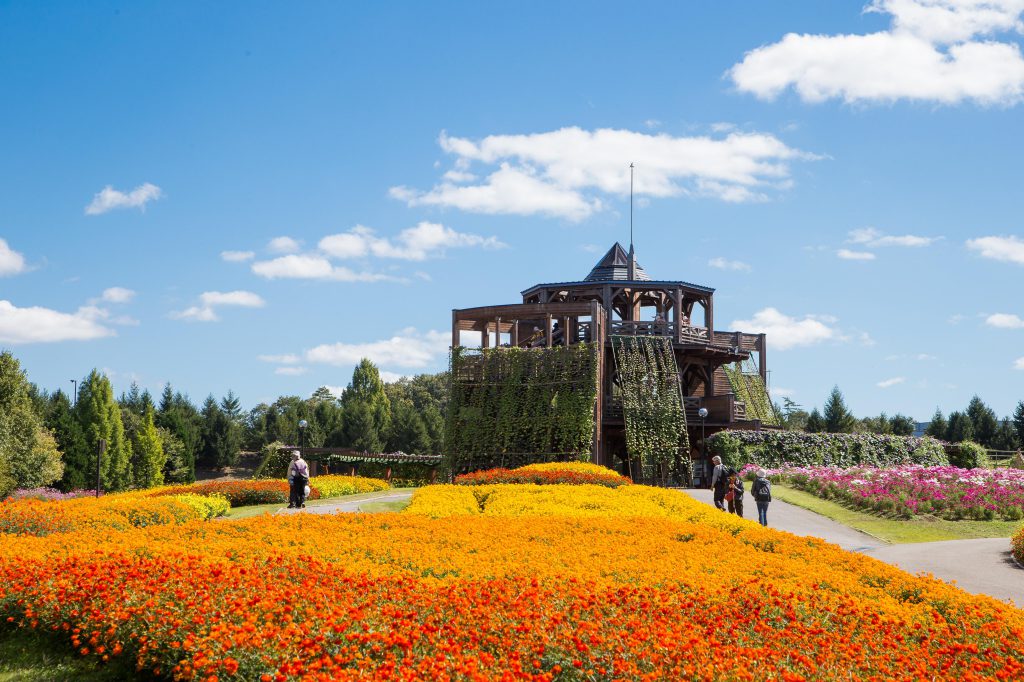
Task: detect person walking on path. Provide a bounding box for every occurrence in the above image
[727,468,744,518]
[710,456,727,511]
[287,450,310,509]
[751,469,772,527]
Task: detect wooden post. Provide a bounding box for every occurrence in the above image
[511,320,519,347]
[674,288,683,343]
[430,467,438,484]
[481,321,490,348]
[706,294,714,339]
[758,333,767,383]
[546,314,553,348]
[385,466,392,482]
[349,464,357,477]
[495,317,501,346]
[452,310,459,349]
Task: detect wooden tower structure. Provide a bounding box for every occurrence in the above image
[451,242,774,484]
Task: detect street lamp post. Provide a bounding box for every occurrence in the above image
[698,407,709,488]
[70,379,77,407]
[298,419,308,452]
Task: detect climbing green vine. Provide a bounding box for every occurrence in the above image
[723,361,780,426]
[611,336,690,484]
[445,344,599,473]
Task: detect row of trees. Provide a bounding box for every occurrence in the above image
[779,386,1024,451]
[0,351,447,496]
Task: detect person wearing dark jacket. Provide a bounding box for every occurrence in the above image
[727,469,744,517]
[710,456,727,511]
[751,469,772,526]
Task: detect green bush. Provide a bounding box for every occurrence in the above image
[707,430,948,469]
[948,441,989,469]
[253,441,290,479]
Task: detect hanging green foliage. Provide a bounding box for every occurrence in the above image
[723,362,780,427]
[445,343,599,473]
[611,336,690,483]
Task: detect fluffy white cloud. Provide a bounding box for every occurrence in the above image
[966,235,1024,264]
[274,366,308,376]
[1016,357,1024,369]
[847,227,940,247]
[305,329,450,369]
[986,312,1024,328]
[0,239,27,277]
[221,250,255,262]
[877,376,907,388]
[251,255,393,282]
[319,223,505,261]
[101,287,135,303]
[731,307,838,350]
[85,183,162,215]
[268,236,301,254]
[837,249,877,260]
[258,353,302,364]
[729,0,1024,106]
[0,300,114,343]
[171,290,265,322]
[708,257,751,271]
[391,127,816,221]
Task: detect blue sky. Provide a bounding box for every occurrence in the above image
[2,0,1023,418]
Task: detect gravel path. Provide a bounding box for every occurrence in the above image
[682,488,1023,607]
[275,490,413,516]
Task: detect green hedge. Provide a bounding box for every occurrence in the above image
[707,430,948,469]
[946,441,990,469]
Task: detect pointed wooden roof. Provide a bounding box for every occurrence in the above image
[584,242,650,282]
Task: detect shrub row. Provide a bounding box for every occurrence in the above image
[708,430,948,469]
[454,462,631,488]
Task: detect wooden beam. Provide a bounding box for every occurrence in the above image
[511,320,519,346]
[451,309,459,348]
[546,314,553,348]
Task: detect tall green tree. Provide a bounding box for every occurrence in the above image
[339,359,392,453]
[220,390,242,421]
[965,395,998,448]
[1014,401,1024,450]
[387,398,432,454]
[945,411,974,443]
[156,384,200,482]
[77,370,130,491]
[0,351,64,493]
[925,408,947,440]
[888,414,916,436]
[991,420,1019,453]
[45,390,90,491]
[823,386,856,434]
[805,408,825,433]
[199,395,242,468]
[130,403,166,488]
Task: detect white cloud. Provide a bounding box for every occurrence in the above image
[274,366,308,376]
[268,236,301,254]
[1015,357,1024,369]
[859,332,877,346]
[643,119,662,129]
[847,227,940,247]
[877,376,907,388]
[966,235,1024,264]
[708,257,751,271]
[391,127,817,221]
[171,290,265,322]
[0,300,114,344]
[251,254,393,282]
[101,287,135,304]
[916,353,937,360]
[319,222,505,261]
[85,183,162,215]
[379,371,408,383]
[986,312,1024,328]
[837,249,877,260]
[321,385,347,399]
[730,307,838,350]
[221,250,255,262]
[0,239,28,277]
[729,0,1024,106]
[305,328,450,369]
[259,353,302,364]
[769,386,795,398]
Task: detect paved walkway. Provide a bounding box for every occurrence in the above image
[682,488,1024,607]
[275,490,413,516]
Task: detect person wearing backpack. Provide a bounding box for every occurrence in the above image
[710,456,727,511]
[727,468,744,517]
[287,450,310,509]
[751,469,772,526]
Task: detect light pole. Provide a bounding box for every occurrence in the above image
[698,407,709,488]
[70,379,77,407]
[298,419,308,453]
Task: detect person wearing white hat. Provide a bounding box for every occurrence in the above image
[287,450,310,509]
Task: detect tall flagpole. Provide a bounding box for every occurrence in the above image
[629,162,634,250]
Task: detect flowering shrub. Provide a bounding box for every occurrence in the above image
[147,480,323,507]
[0,494,227,536]
[710,430,948,469]
[307,474,390,498]
[9,487,97,501]
[1,484,1023,679]
[1013,527,1024,566]
[455,461,631,487]
[747,464,1024,521]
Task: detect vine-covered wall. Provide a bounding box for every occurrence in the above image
[611,336,690,482]
[723,362,780,427]
[445,344,599,473]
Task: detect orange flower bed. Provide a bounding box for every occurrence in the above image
[0,485,1022,680]
[149,480,322,507]
[455,462,631,487]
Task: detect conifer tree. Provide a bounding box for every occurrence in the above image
[0,351,64,491]
[925,408,947,440]
[387,398,432,454]
[130,403,166,488]
[77,370,131,491]
[945,411,974,443]
[805,408,825,433]
[340,359,392,453]
[1013,401,1024,450]
[823,386,856,433]
[46,390,89,491]
[965,395,998,448]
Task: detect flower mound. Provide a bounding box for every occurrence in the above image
[750,464,1024,521]
[454,461,631,487]
[1,483,1022,680]
[0,494,227,536]
[1013,527,1024,566]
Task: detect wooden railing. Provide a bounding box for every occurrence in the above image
[608,320,709,343]
[604,395,747,422]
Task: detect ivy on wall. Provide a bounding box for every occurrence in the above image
[445,344,599,473]
[611,336,690,483]
[723,362,780,427]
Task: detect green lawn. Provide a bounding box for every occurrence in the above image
[359,499,412,513]
[222,488,414,519]
[773,484,1024,544]
[0,627,134,682]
